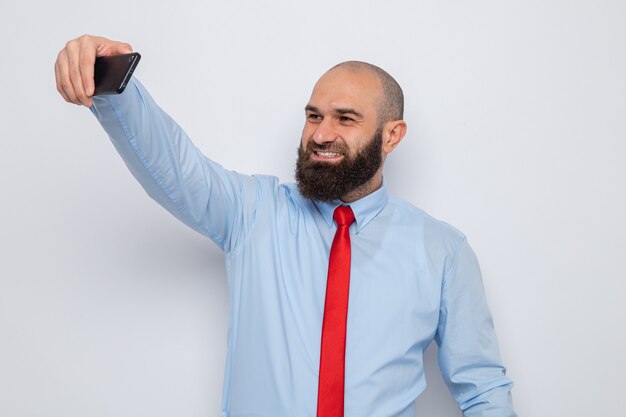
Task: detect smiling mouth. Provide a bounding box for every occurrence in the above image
[309,150,345,163]
[315,151,342,158]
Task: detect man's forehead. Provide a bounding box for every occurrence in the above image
[308,67,382,112]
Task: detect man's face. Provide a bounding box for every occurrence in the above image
[296,68,384,201]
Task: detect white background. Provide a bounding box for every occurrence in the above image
[1,1,625,416]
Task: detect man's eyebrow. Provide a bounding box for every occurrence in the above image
[304,105,363,119]
[305,104,320,113]
[334,107,363,119]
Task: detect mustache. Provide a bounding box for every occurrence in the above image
[302,142,349,155]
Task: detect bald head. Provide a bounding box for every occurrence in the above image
[327,61,404,124]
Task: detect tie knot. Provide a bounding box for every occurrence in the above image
[333,205,355,227]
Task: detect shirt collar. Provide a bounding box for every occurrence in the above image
[313,178,389,234]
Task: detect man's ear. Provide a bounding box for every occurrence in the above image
[382,120,407,154]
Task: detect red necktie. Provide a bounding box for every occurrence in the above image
[317,205,356,417]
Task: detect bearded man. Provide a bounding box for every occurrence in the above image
[55,35,517,417]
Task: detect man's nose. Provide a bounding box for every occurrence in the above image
[312,120,338,145]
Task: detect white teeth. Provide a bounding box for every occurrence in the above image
[317,151,340,158]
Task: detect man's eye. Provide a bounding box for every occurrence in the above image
[307,114,322,121]
[340,116,354,122]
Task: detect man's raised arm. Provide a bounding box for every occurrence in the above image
[55,35,259,252]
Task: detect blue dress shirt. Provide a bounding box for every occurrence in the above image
[90,78,516,417]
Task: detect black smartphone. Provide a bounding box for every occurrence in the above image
[93,52,141,96]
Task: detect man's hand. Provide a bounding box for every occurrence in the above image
[55,35,133,107]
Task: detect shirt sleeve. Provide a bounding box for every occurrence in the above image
[89,78,259,252]
[435,237,518,417]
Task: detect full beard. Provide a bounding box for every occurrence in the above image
[295,127,383,201]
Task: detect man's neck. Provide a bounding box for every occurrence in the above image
[340,171,383,203]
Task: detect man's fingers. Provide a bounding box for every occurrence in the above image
[54,58,72,103]
[56,48,81,105]
[79,42,97,98]
[66,42,91,107]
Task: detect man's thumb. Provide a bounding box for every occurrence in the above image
[95,40,134,57]
[116,42,133,54]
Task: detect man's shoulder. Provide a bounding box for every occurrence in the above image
[251,178,316,214]
[255,179,304,203]
[385,194,466,243]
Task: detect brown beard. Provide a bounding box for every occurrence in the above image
[295,127,383,201]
